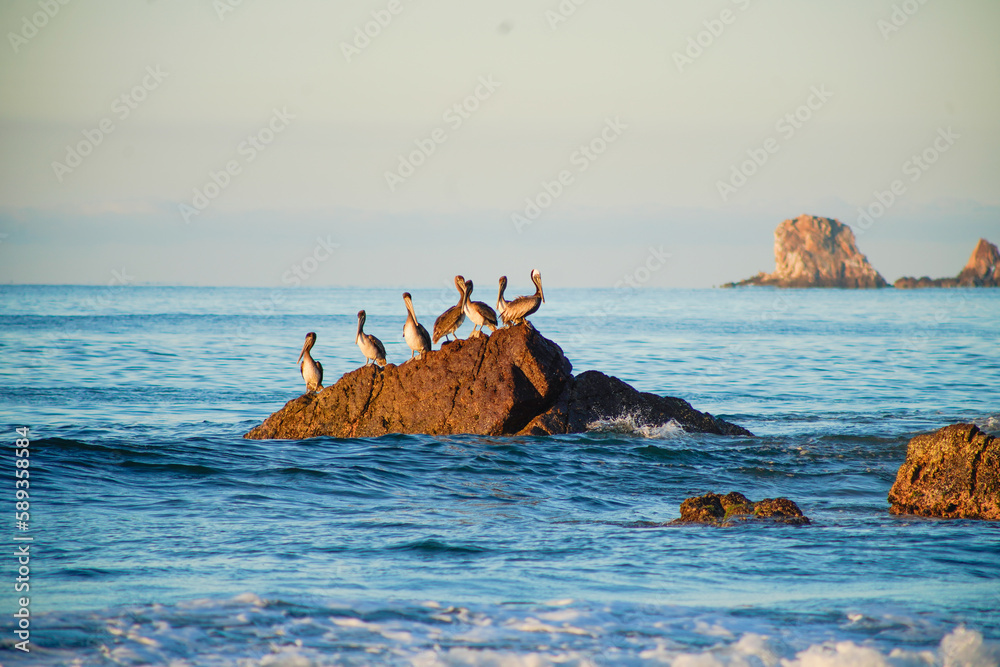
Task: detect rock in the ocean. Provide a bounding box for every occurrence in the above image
[671,491,809,525]
[888,423,1000,521]
[245,327,751,440]
[517,370,752,437]
[246,325,571,439]
[894,238,1000,288]
[725,214,888,288]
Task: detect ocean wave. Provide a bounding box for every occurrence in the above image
[14,595,1000,667]
[585,413,687,439]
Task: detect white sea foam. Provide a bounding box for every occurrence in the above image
[585,413,687,438]
[25,597,1000,667]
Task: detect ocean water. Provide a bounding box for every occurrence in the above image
[1,284,999,666]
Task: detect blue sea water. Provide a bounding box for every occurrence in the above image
[1,284,999,666]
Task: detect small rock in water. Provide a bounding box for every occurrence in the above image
[672,492,809,526]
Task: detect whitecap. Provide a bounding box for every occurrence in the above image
[585,413,687,438]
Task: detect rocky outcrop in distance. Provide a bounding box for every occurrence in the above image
[724,214,888,289]
[244,326,751,440]
[894,238,1000,288]
[888,423,999,521]
[670,491,810,526]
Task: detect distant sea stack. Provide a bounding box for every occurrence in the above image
[724,215,888,288]
[894,238,1000,288]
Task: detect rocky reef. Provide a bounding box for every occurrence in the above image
[888,423,999,521]
[894,238,1000,288]
[724,214,888,288]
[670,491,810,526]
[245,326,750,440]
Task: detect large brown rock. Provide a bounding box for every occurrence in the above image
[894,238,1000,288]
[671,491,809,526]
[725,214,888,288]
[245,327,751,439]
[888,423,1000,520]
[517,370,752,436]
[245,326,572,439]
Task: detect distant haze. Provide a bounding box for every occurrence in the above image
[1,1,998,288]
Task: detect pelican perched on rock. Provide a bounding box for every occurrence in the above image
[402,292,431,360]
[499,269,544,326]
[462,279,498,334]
[356,310,386,366]
[432,275,467,344]
[497,276,511,321]
[297,331,323,393]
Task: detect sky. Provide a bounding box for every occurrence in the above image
[1,0,998,288]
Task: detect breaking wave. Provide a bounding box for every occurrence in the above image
[585,412,687,438]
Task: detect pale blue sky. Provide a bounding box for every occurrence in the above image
[1,0,998,287]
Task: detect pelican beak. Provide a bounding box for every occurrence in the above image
[540,286,545,303]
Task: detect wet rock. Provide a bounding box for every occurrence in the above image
[245,327,751,440]
[894,238,1000,288]
[888,423,1000,520]
[724,214,888,288]
[516,370,753,437]
[671,492,809,526]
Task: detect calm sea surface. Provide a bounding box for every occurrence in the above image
[1,285,998,665]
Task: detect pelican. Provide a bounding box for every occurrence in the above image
[297,331,323,393]
[356,310,386,366]
[402,292,431,359]
[432,275,467,344]
[499,269,544,326]
[462,279,498,334]
[497,276,512,325]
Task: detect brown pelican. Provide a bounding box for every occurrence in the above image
[497,276,512,325]
[499,269,544,326]
[462,279,498,334]
[298,331,323,392]
[432,275,467,344]
[356,310,386,366]
[402,292,431,359]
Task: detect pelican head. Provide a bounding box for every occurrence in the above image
[402,292,412,302]
[465,279,474,296]
[298,331,317,364]
[454,275,466,293]
[531,269,545,303]
[357,310,366,323]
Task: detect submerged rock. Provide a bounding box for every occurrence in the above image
[245,327,751,440]
[724,214,888,288]
[888,423,1000,521]
[671,491,809,526]
[894,238,1000,288]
